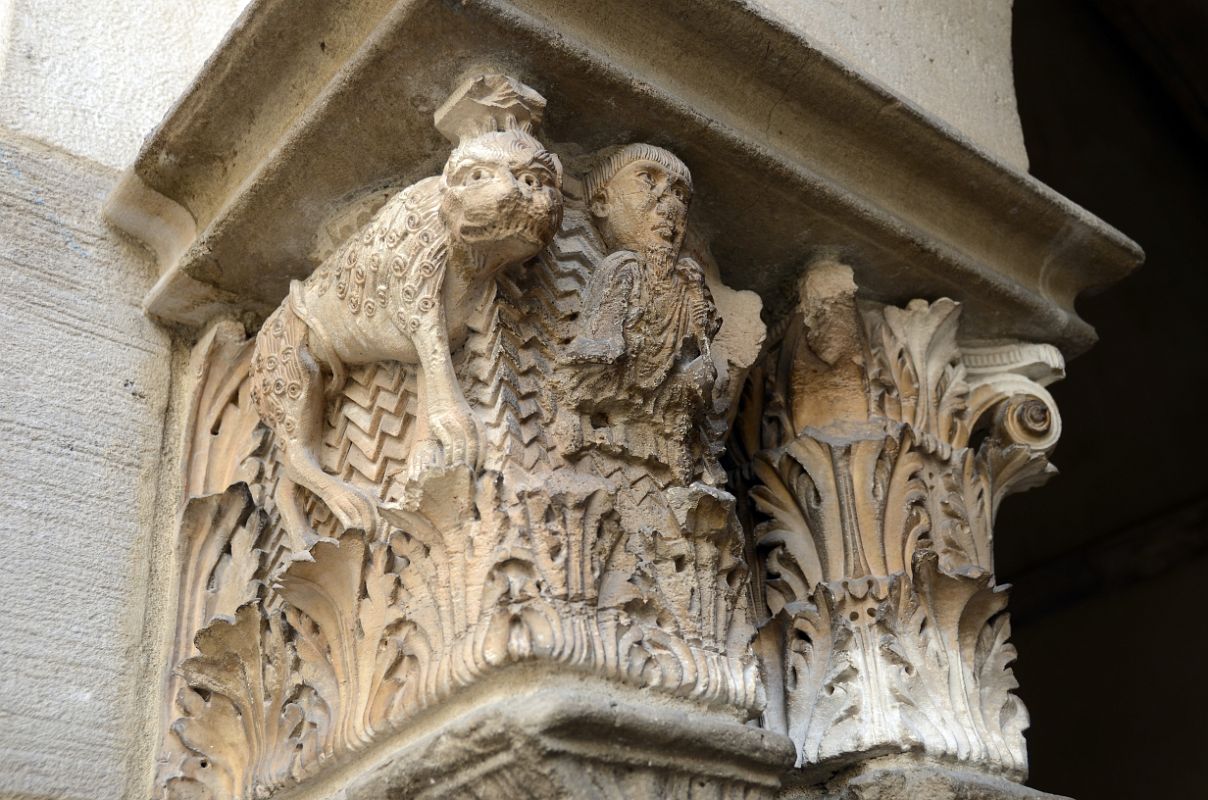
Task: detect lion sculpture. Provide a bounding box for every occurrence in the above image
[250,75,563,546]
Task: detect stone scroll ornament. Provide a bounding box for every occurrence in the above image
[730,261,1063,779]
[154,74,766,800]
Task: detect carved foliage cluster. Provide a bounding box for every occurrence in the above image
[155,175,763,798]
[736,262,1062,777]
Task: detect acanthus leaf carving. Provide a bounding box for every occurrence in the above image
[739,259,1062,779]
[156,74,768,799]
[164,603,326,800]
[276,532,406,754]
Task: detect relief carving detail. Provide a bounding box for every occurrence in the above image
[733,261,1063,778]
[561,144,722,482]
[249,74,564,546]
[153,71,1056,798]
[155,75,767,800]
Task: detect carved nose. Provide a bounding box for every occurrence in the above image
[503,172,525,192]
[484,182,518,211]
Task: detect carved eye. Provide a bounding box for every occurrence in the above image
[637,171,655,187]
[519,173,539,189]
[672,185,688,202]
[467,167,489,184]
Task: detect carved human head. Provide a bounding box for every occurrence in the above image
[584,144,693,257]
[798,260,862,365]
[440,129,564,266]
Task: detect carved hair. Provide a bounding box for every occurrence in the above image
[582,143,692,204]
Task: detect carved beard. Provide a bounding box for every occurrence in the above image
[642,241,679,279]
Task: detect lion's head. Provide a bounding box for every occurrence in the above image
[440,130,563,267]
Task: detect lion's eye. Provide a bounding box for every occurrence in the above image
[468,168,489,183]
[521,173,539,188]
[672,186,688,202]
[637,171,655,187]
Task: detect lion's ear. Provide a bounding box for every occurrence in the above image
[548,151,564,189]
[589,188,609,219]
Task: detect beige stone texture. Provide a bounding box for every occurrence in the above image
[151,78,772,798]
[737,261,1063,781]
[251,75,565,545]
[0,0,1026,174]
[785,758,1069,799]
[343,676,795,800]
[0,130,176,799]
[139,64,1101,798]
[0,0,251,169]
[751,0,1029,170]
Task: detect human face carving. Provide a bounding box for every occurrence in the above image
[593,159,691,255]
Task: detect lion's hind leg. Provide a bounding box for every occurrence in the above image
[252,306,322,550]
[252,304,379,541]
[273,475,320,552]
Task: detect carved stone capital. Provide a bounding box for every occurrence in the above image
[151,74,776,799]
[737,261,1063,784]
[105,4,1143,798]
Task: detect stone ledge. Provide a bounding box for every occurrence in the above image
[260,670,796,800]
[106,0,1141,352]
[786,760,1071,800]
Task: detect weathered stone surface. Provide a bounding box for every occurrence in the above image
[250,74,564,544]
[0,129,174,799]
[344,676,795,800]
[0,3,1149,800]
[0,0,1028,174]
[107,0,1140,353]
[152,78,768,799]
[734,261,1062,779]
[751,0,1029,170]
[786,760,1071,800]
[105,4,1144,795]
[0,0,251,168]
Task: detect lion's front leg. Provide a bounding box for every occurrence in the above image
[411,313,482,472]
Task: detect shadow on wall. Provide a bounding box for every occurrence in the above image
[1004,1,1208,797]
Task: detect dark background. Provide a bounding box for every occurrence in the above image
[1001,1,1208,796]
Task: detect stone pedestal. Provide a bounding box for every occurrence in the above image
[104,2,1142,798]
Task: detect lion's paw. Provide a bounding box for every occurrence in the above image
[325,486,380,534]
[429,406,482,469]
[406,437,444,481]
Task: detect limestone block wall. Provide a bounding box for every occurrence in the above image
[0,3,248,799]
[0,132,175,799]
[0,0,253,169]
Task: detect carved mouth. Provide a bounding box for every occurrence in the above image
[459,209,556,248]
[652,219,680,241]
